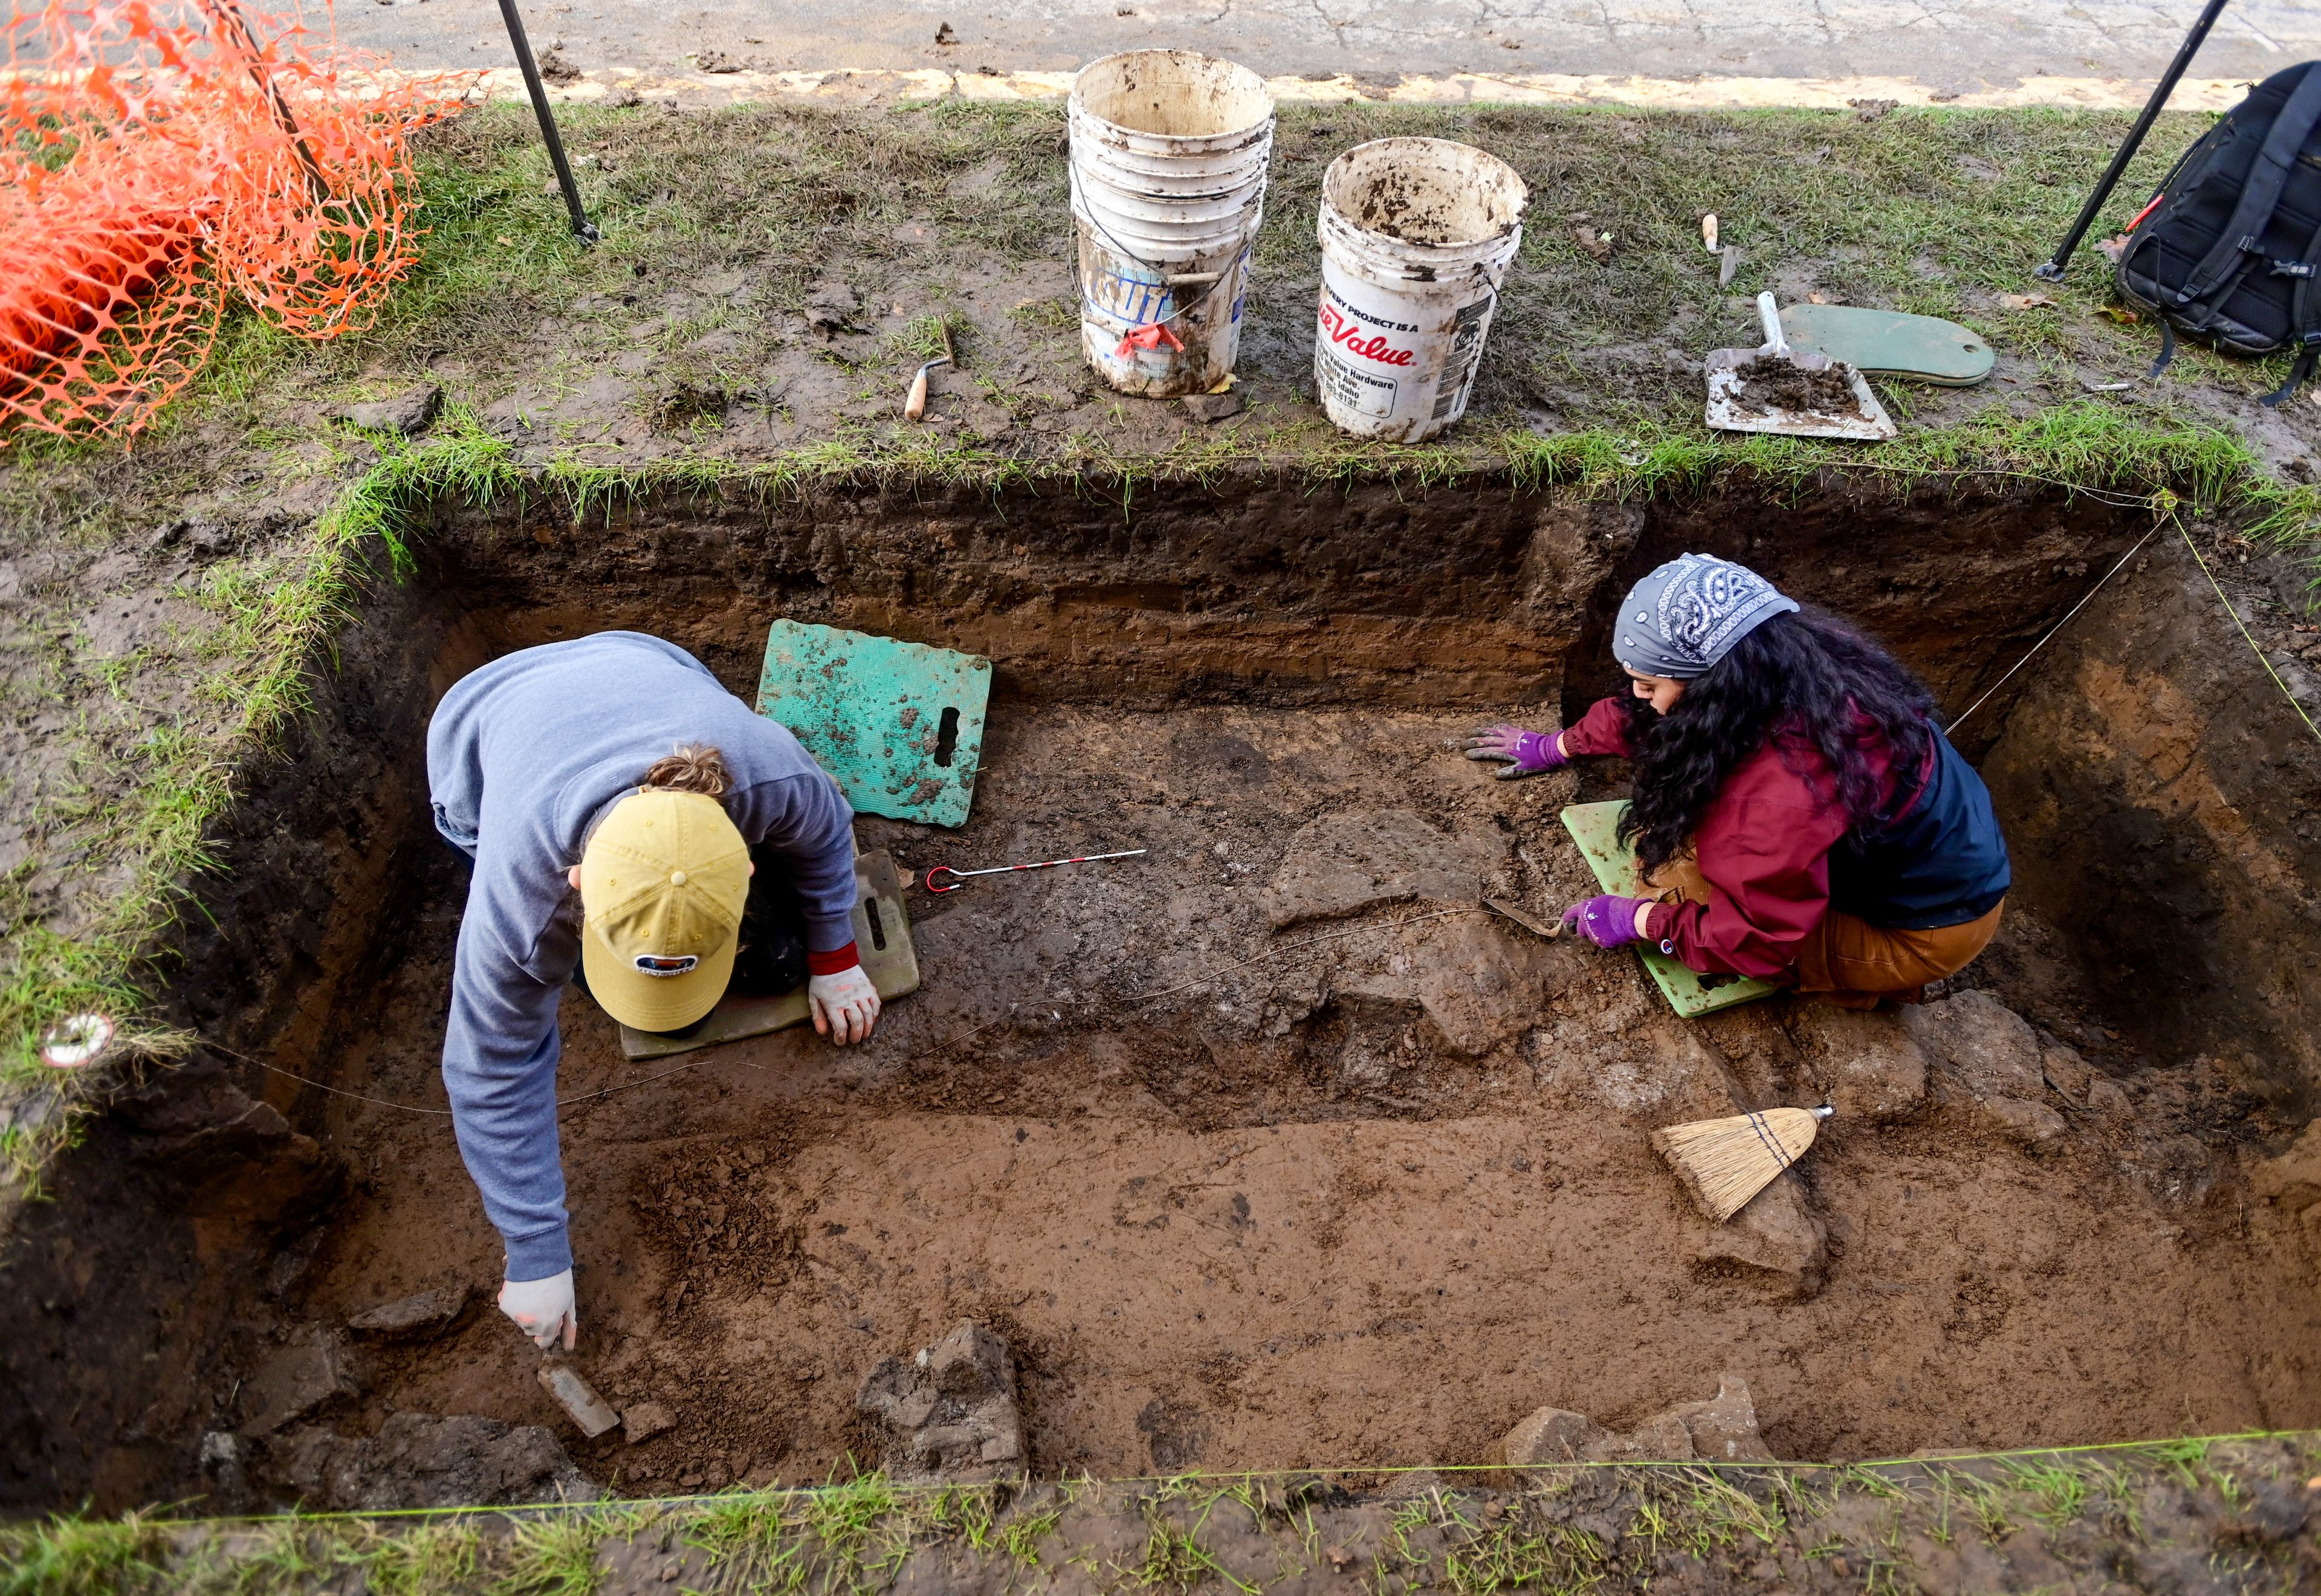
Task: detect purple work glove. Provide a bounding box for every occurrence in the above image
[1561,894,1654,949]
[1462,723,1568,779]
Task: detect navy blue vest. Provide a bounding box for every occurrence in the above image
[1827,728,2012,929]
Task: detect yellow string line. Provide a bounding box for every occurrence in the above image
[2177,522,2321,748]
[118,1431,2307,1528]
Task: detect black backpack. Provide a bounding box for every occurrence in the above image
[2114,60,2321,404]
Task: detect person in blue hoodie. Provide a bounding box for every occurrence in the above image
[427,631,878,1351]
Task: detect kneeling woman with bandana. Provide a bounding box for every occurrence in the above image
[1467,554,2011,1006]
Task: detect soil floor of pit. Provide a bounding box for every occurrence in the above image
[266,703,2319,1495]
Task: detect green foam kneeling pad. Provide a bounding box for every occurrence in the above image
[1559,800,1781,1019]
[756,619,992,829]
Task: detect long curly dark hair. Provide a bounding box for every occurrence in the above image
[1616,607,1937,872]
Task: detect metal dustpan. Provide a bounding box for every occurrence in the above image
[1705,292,1896,441]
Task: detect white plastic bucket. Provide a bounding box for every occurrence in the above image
[1313,138,1529,442]
[1068,50,1274,397]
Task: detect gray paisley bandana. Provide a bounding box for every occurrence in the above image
[1613,554,1799,680]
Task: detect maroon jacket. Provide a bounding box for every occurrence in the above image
[1560,695,1905,978]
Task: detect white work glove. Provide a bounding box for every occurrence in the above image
[809,964,881,1045]
[498,1268,576,1351]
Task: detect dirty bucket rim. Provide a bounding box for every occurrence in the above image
[1320,136,1530,251]
[1070,48,1275,143]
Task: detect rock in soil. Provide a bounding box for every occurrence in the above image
[2085,1076,2132,1123]
[1261,807,1503,931]
[1500,1372,1776,1466]
[239,1332,356,1436]
[1781,1001,1929,1122]
[266,1412,598,1511]
[1333,912,1552,1059]
[1902,989,2045,1098]
[1698,1175,1828,1295]
[2040,1042,2096,1103]
[2254,1122,2321,1215]
[346,1284,468,1341]
[621,1400,677,1445]
[855,1320,1024,1482]
[1983,1095,2068,1148]
[1182,390,1245,423]
[1902,988,2065,1146]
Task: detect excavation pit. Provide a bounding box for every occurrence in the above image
[4,474,2318,1513]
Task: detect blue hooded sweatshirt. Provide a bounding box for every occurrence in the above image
[426,632,856,1281]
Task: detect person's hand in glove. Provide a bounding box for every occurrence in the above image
[809,964,881,1045]
[499,1268,576,1351]
[1561,894,1656,950]
[1461,724,1568,779]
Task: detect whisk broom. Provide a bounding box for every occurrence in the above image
[1651,1105,1834,1222]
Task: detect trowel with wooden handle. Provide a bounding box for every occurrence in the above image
[903,319,956,422]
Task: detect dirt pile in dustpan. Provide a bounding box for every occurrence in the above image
[0,0,474,442]
[1728,354,1864,417]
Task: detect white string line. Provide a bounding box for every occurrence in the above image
[1946,522,2163,734]
[197,1040,455,1117]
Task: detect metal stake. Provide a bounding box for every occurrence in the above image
[2034,0,2230,282]
[493,0,599,245]
[197,0,331,201]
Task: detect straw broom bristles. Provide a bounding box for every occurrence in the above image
[1651,1106,1834,1222]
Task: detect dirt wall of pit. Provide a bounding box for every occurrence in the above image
[1981,543,2321,1116]
[427,473,2141,716]
[0,551,465,1508]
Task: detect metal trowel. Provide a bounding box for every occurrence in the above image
[1705,292,1896,441]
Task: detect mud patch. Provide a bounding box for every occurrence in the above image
[1727,354,1865,417]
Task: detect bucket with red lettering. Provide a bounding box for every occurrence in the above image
[1313,138,1528,442]
[1069,50,1274,396]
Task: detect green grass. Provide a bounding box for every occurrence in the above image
[357,1523,487,1596]
[0,1513,167,1596]
[0,474,371,1183]
[2,1441,2313,1594]
[487,1516,610,1596]
[23,97,2277,476]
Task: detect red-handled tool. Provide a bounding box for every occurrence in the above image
[922,848,1147,894]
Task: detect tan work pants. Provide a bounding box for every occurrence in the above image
[1645,856,2004,1008]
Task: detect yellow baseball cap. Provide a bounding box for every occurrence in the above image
[578,789,750,1032]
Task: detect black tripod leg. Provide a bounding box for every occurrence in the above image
[2035,0,2230,282]
[494,0,600,246]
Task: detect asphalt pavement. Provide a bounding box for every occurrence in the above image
[327,0,2314,96]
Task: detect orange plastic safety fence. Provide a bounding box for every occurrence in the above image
[1,0,474,442]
